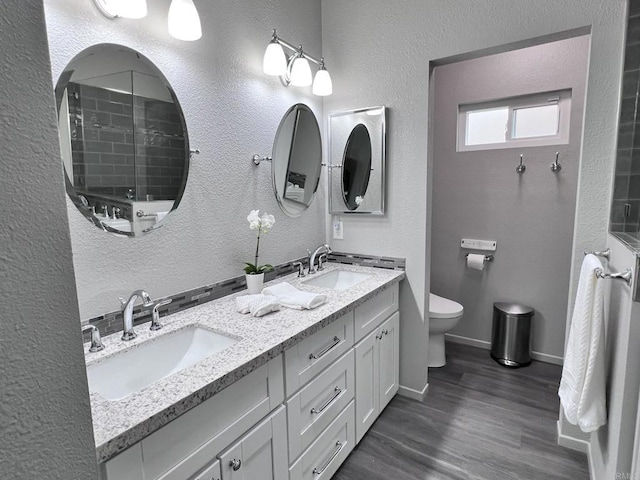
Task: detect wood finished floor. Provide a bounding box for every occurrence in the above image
[333,342,590,480]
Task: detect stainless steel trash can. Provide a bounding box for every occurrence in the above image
[490,302,534,368]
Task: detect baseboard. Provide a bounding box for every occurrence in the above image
[556,420,589,453]
[530,351,563,365]
[398,382,429,402]
[556,421,595,479]
[445,334,490,349]
[445,334,564,366]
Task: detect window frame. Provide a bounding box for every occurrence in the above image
[457,89,572,152]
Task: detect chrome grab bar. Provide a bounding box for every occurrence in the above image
[312,441,343,475]
[311,386,341,414]
[594,268,632,286]
[309,336,340,360]
[584,248,610,260]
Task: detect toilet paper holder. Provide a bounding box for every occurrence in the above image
[465,253,494,262]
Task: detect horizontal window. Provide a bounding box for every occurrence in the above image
[458,90,571,152]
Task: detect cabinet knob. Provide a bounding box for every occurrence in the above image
[229,459,242,471]
[383,329,389,335]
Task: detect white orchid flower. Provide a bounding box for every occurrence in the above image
[247,209,261,229]
[260,213,275,231]
[245,210,276,275]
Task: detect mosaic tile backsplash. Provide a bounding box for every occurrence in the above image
[83,252,406,340]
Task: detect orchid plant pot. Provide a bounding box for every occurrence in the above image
[245,273,264,294]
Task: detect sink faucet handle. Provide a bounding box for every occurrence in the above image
[150,298,172,331]
[318,253,328,271]
[81,324,105,353]
[293,261,306,278]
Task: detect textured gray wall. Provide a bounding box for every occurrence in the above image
[431,36,590,360]
[44,0,326,320]
[321,0,626,395]
[0,1,98,478]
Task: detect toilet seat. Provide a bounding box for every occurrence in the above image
[429,293,463,319]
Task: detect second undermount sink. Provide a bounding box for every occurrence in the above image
[304,269,372,291]
[86,326,238,401]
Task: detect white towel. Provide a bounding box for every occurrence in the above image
[236,294,281,317]
[262,282,327,310]
[559,254,607,432]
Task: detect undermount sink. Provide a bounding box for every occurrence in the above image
[86,326,238,401]
[304,269,372,291]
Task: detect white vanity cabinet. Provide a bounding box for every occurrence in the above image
[354,310,399,443]
[99,279,402,480]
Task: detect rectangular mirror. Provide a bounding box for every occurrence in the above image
[328,106,386,214]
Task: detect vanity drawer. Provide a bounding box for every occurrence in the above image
[286,349,355,462]
[141,356,284,480]
[354,283,398,343]
[289,401,355,480]
[284,311,354,396]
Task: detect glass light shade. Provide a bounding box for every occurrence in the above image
[290,56,312,87]
[263,42,287,76]
[312,68,333,96]
[114,0,147,19]
[168,0,202,41]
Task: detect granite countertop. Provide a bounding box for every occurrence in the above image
[85,263,405,463]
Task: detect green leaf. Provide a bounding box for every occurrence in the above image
[243,262,258,274]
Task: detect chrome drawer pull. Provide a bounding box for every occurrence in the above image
[310,386,341,414]
[309,336,341,360]
[312,441,343,475]
[229,459,241,471]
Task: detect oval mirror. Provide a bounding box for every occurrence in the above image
[55,44,190,237]
[341,124,372,211]
[271,104,322,217]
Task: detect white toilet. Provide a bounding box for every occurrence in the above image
[428,293,464,367]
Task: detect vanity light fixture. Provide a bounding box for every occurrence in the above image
[92,0,202,41]
[168,0,202,41]
[263,30,333,96]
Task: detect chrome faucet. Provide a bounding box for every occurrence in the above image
[119,290,154,341]
[81,324,105,352]
[308,244,332,274]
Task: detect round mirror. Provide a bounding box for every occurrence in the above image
[341,124,372,211]
[55,44,190,237]
[271,104,322,217]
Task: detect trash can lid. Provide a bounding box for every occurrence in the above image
[494,302,534,316]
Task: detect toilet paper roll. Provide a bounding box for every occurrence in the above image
[467,253,486,271]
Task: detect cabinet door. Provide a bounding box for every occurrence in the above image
[354,328,380,444]
[379,312,399,411]
[218,406,287,480]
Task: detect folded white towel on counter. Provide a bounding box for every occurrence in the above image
[559,254,607,432]
[262,282,327,310]
[236,294,281,317]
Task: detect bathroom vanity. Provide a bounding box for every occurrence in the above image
[88,264,403,480]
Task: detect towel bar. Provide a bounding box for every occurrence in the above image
[594,268,632,285]
[584,248,610,260]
